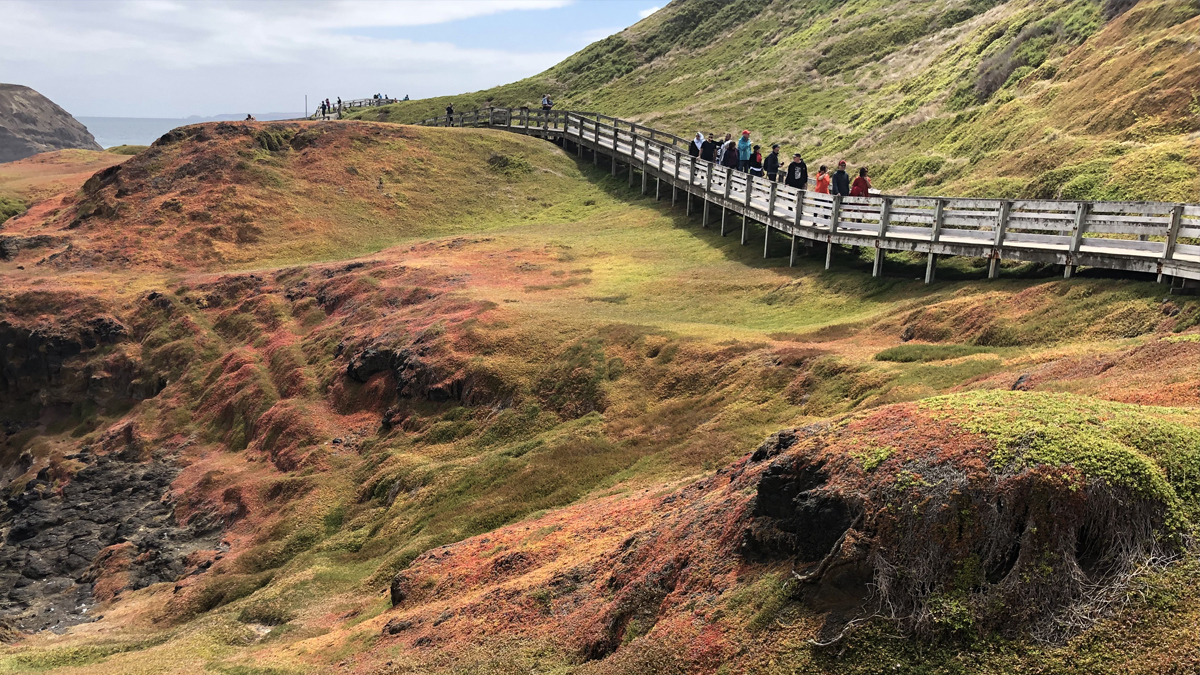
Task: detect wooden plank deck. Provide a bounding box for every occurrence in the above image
[420,108,1200,284]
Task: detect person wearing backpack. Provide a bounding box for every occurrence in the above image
[541,94,553,112]
[785,153,808,189]
[764,144,781,182]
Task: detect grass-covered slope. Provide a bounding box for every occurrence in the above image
[351,0,1200,202]
[0,121,593,270]
[2,122,1199,673]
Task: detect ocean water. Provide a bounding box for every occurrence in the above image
[77,113,304,148]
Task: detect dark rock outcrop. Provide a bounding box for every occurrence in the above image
[0,448,218,633]
[0,84,102,163]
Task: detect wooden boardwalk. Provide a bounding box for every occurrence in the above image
[421,108,1200,286]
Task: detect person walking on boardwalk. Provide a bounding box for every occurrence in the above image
[700,133,719,162]
[721,139,740,169]
[764,144,781,182]
[541,94,554,112]
[814,165,832,194]
[785,153,808,189]
[690,133,704,158]
[831,160,851,196]
[850,167,872,197]
[737,130,753,172]
[748,145,765,178]
[446,103,454,121]
[718,133,733,160]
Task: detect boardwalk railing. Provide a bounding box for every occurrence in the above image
[417,108,1200,285]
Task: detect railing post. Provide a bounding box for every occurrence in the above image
[742,174,754,245]
[1065,201,1090,279]
[672,151,681,207]
[721,166,733,237]
[592,120,599,166]
[926,198,945,284]
[790,190,805,267]
[765,182,778,258]
[872,197,892,277]
[826,194,842,270]
[641,140,649,195]
[702,163,713,228]
[686,157,697,216]
[989,199,1011,280]
[629,136,637,188]
[1160,204,1185,283]
[655,144,664,201]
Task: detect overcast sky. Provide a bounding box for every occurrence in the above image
[0,0,661,118]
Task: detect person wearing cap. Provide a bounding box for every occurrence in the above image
[831,160,851,196]
[737,130,753,172]
[785,153,808,189]
[764,144,781,182]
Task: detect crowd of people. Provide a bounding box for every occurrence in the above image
[688,129,872,196]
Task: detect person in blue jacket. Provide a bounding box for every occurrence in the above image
[737,130,753,172]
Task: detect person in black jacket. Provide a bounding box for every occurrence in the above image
[784,153,808,189]
[748,145,764,178]
[721,141,739,169]
[764,144,781,182]
[831,160,851,196]
[689,133,703,158]
[700,133,719,162]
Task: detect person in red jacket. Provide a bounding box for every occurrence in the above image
[850,167,872,197]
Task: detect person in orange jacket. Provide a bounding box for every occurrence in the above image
[814,165,832,194]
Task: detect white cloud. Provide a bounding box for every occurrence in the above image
[637,5,660,19]
[0,0,576,117]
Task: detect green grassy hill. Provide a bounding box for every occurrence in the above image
[349,0,1200,202]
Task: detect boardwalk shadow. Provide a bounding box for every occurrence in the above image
[560,147,1161,293]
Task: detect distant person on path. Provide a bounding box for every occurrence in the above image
[831,160,851,196]
[785,153,808,189]
[737,130,753,171]
[690,133,704,158]
[404,94,410,101]
[850,167,872,197]
[748,145,764,178]
[700,133,719,162]
[446,104,454,120]
[245,114,255,121]
[541,94,554,112]
[814,165,831,194]
[721,139,739,169]
[764,144,781,182]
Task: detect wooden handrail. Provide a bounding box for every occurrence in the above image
[410,106,1200,283]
